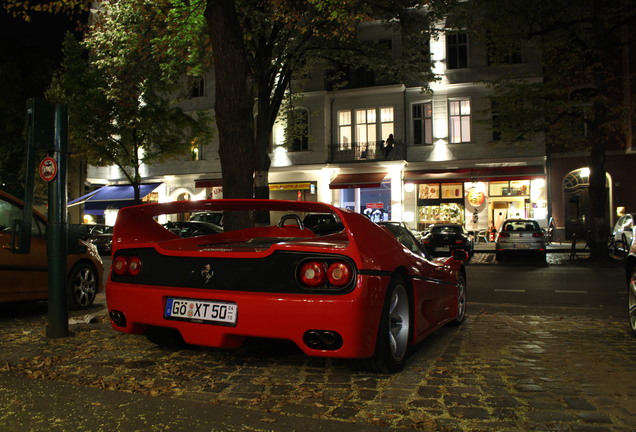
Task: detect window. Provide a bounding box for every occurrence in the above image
[487,34,522,65]
[413,102,433,145]
[449,99,471,143]
[337,107,394,151]
[569,88,594,138]
[190,138,203,161]
[191,78,205,98]
[338,111,352,150]
[446,33,468,70]
[355,109,377,151]
[286,108,309,151]
[380,107,394,142]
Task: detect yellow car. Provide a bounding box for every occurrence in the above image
[0,190,103,309]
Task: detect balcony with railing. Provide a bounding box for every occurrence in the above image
[329,140,405,163]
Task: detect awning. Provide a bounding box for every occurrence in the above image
[403,166,544,183]
[195,178,223,188]
[68,183,162,215]
[329,172,387,189]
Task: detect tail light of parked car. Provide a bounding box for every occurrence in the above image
[499,232,510,238]
[112,255,143,276]
[298,259,354,289]
[533,232,545,238]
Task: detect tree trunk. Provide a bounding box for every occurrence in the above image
[205,0,255,231]
[587,0,611,261]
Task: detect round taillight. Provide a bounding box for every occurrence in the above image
[128,256,143,276]
[112,255,142,276]
[327,262,353,287]
[112,256,129,276]
[299,261,326,287]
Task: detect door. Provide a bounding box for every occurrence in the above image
[0,196,48,303]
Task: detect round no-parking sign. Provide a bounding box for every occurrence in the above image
[39,156,57,182]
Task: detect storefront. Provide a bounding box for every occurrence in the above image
[405,166,547,232]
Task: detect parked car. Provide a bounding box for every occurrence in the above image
[625,238,636,336]
[107,199,468,373]
[421,224,474,258]
[611,214,636,255]
[163,221,223,238]
[87,225,114,255]
[189,212,224,227]
[495,218,547,261]
[0,190,103,309]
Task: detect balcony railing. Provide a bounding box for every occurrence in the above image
[329,140,404,163]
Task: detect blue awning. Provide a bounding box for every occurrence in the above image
[68,183,162,215]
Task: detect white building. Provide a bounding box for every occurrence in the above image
[78,18,548,233]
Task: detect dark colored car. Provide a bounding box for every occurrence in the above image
[163,221,223,238]
[421,224,474,258]
[107,199,468,373]
[0,190,103,309]
[87,225,114,255]
[189,212,224,227]
[625,239,636,336]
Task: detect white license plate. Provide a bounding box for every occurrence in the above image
[513,244,530,249]
[435,246,451,252]
[165,298,237,326]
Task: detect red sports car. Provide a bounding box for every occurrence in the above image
[106,200,467,373]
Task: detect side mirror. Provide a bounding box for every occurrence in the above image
[452,249,469,262]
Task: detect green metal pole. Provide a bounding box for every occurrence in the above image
[46,104,69,338]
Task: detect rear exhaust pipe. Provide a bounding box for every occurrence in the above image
[303,330,343,350]
[321,331,337,346]
[305,330,322,346]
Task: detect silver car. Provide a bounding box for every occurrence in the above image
[625,238,636,336]
[611,214,636,255]
[495,218,547,261]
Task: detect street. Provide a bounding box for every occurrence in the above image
[466,260,626,313]
[1,257,635,431]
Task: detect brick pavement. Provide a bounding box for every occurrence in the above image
[2,283,636,431]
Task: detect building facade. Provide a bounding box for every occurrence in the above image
[74,16,635,239]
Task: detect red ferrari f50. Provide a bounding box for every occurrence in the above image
[106,200,467,373]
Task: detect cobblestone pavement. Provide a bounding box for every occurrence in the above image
[2,275,636,432]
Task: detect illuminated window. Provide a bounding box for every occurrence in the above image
[449,99,471,143]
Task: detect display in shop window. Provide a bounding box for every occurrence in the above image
[418,184,439,199]
[441,183,462,199]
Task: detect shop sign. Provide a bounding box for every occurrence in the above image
[467,189,486,207]
[366,202,384,209]
[269,182,312,191]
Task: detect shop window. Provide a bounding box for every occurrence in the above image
[489,180,529,196]
[413,102,433,145]
[449,99,471,143]
[340,181,391,222]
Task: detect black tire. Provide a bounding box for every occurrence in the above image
[622,234,629,254]
[448,272,467,326]
[67,262,98,310]
[349,275,412,373]
[629,267,636,337]
[496,252,503,261]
